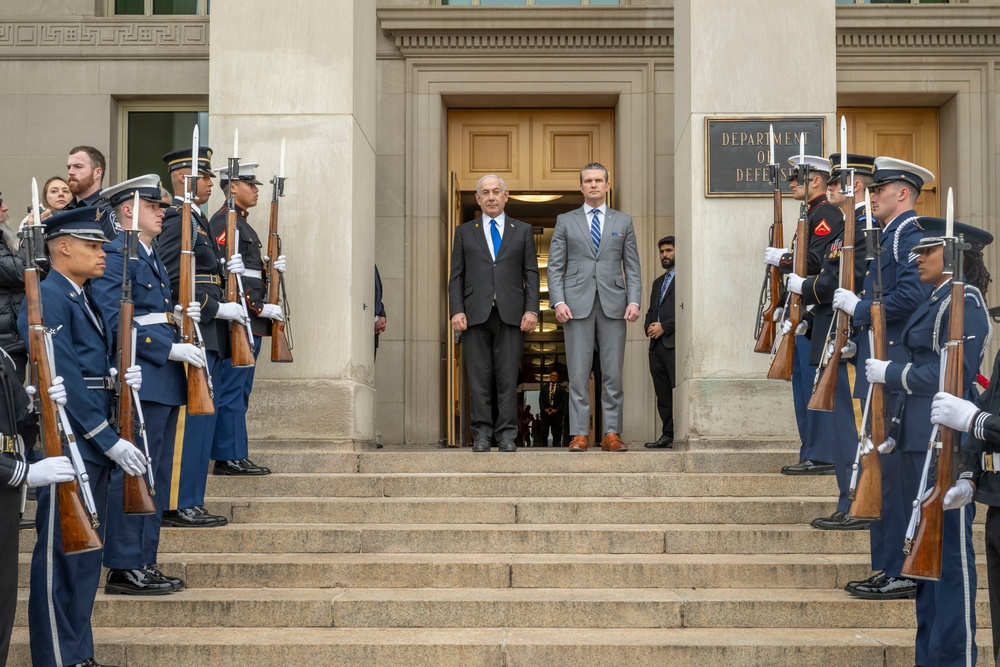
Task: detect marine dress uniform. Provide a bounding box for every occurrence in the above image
[156,147,230,527]
[92,175,187,595]
[18,207,118,667]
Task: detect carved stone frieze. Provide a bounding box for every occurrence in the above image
[0,17,208,59]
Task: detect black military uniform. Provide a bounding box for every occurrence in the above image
[64,190,119,240]
[209,203,268,337]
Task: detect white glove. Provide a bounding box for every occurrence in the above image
[943,479,975,511]
[930,391,979,432]
[786,273,805,295]
[273,255,286,273]
[772,307,783,323]
[105,439,147,477]
[173,301,202,326]
[216,302,249,325]
[260,304,284,321]
[833,288,861,316]
[764,247,788,267]
[860,436,896,456]
[865,358,889,384]
[226,253,245,276]
[47,376,67,406]
[169,343,207,368]
[26,456,75,487]
[124,365,142,392]
[782,319,808,336]
[840,341,857,359]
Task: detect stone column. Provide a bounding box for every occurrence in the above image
[210,0,377,444]
[673,0,836,443]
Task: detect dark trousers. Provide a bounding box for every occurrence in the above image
[462,306,523,443]
[809,363,858,515]
[986,504,1000,666]
[0,488,18,665]
[648,343,674,439]
[792,334,825,463]
[177,350,223,509]
[540,412,563,447]
[213,335,262,462]
[868,447,906,577]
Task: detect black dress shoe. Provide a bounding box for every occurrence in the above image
[810,511,872,530]
[105,568,176,595]
[194,505,228,526]
[240,458,271,474]
[19,517,34,530]
[68,660,118,667]
[472,439,490,453]
[644,435,673,449]
[849,574,917,600]
[214,459,269,476]
[781,459,835,475]
[143,564,184,591]
[162,507,223,528]
[844,571,883,593]
[498,441,516,452]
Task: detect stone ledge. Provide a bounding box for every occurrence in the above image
[0,16,209,59]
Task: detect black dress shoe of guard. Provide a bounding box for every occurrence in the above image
[498,441,517,453]
[472,439,490,453]
[194,505,228,526]
[781,459,835,475]
[844,571,884,593]
[214,459,269,476]
[644,436,673,449]
[162,507,222,528]
[143,564,184,591]
[19,518,34,530]
[240,458,271,474]
[105,568,175,596]
[810,511,872,530]
[68,660,118,667]
[849,574,917,600]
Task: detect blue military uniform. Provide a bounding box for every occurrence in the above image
[18,207,117,667]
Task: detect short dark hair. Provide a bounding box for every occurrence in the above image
[659,236,674,248]
[579,162,609,184]
[68,146,106,182]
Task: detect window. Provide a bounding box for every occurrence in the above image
[442,0,620,6]
[112,0,209,15]
[118,102,208,186]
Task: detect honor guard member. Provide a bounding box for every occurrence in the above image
[93,175,204,595]
[0,350,71,665]
[781,155,874,530]
[764,155,845,475]
[865,219,992,667]
[63,146,120,239]
[209,161,283,475]
[18,206,145,667]
[157,146,239,527]
[833,157,934,601]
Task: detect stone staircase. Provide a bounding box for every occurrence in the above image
[11,443,992,666]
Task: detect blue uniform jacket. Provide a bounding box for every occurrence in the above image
[852,210,932,397]
[92,233,186,407]
[883,281,989,453]
[17,270,118,464]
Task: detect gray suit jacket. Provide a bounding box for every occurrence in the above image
[548,205,641,319]
[448,215,540,328]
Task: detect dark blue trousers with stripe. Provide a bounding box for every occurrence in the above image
[211,336,262,462]
[176,351,223,509]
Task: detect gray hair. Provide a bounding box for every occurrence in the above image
[476,174,507,194]
[579,162,609,184]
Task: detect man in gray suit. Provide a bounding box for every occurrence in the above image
[449,175,540,452]
[549,163,642,452]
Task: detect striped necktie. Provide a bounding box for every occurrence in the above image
[590,209,601,253]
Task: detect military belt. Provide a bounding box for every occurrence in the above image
[195,274,221,286]
[983,453,1000,473]
[83,376,115,391]
[0,434,17,454]
[243,269,262,280]
[133,312,173,326]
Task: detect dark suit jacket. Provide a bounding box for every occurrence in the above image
[644,272,675,350]
[539,381,567,416]
[448,215,539,328]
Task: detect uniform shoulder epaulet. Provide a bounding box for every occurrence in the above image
[893,215,920,262]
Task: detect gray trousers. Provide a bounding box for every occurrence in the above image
[564,292,626,436]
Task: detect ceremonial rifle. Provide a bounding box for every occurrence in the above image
[848,190,884,520]
[179,125,214,414]
[115,191,155,515]
[226,130,256,369]
[754,125,782,354]
[267,138,293,363]
[902,188,964,581]
[23,178,102,553]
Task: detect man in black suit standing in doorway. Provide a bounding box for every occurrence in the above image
[539,370,567,447]
[645,236,675,449]
[449,175,540,452]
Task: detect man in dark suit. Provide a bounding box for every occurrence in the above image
[539,370,567,447]
[374,264,386,357]
[645,236,675,449]
[449,175,539,452]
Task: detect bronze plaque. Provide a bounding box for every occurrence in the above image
[705,117,826,197]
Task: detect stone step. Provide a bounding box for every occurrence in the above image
[206,496,840,525]
[13,588,990,630]
[203,471,838,498]
[19,552,982,590]
[4,626,975,667]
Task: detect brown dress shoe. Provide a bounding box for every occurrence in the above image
[601,432,628,451]
[568,436,589,452]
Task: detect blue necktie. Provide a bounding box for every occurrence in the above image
[490,218,502,259]
[658,271,673,316]
[590,209,601,253]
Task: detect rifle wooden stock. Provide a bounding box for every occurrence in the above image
[767,216,808,381]
[754,186,783,354]
[116,296,155,516]
[179,202,214,415]
[901,279,965,581]
[267,199,292,363]
[226,208,256,368]
[849,301,886,520]
[24,268,102,554]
